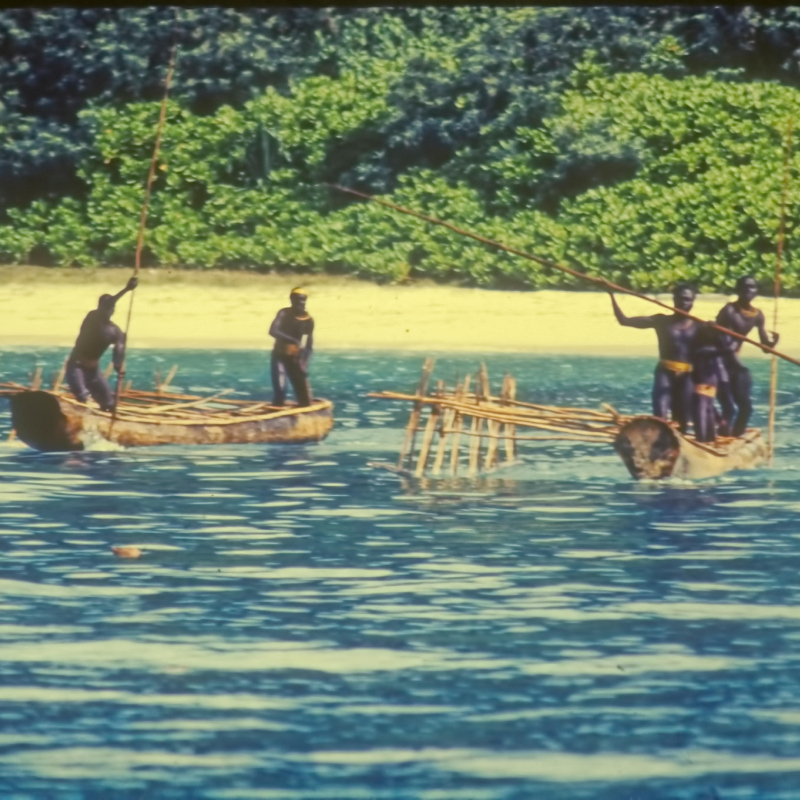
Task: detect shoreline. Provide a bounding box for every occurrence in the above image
[0,267,796,359]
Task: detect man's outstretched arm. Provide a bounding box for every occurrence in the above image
[608,292,658,329]
[111,277,138,304]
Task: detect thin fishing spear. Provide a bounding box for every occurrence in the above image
[327,183,800,370]
[768,116,794,464]
[109,41,178,433]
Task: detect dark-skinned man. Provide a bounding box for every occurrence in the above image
[690,323,726,443]
[269,288,314,407]
[715,275,779,436]
[609,284,700,433]
[66,277,138,411]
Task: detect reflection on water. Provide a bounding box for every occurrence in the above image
[1,348,800,799]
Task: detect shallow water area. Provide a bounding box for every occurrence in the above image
[1,349,800,799]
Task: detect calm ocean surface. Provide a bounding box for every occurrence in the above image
[2,348,800,800]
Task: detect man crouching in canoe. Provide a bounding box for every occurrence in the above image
[269,288,314,407]
[66,277,137,411]
[608,284,700,433]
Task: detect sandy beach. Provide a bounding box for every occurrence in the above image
[0,266,798,360]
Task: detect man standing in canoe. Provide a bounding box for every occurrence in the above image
[66,277,138,411]
[608,284,700,433]
[715,276,779,436]
[690,323,726,443]
[269,288,314,407]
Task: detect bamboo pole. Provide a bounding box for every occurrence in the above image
[467,413,481,475]
[501,374,517,463]
[57,397,331,427]
[52,359,67,392]
[111,39,179,431]
[468,365,489,475]
[381,403,620,433]
[132,389,233,415]
[160,364,178,393]
[370,389,622,419]
[399,357,435,468]
[328,183,800,367]
[768,116,794,465]
[415,380,443,477]
[432,379,459,475]
[30,366,42,391]
[484,418,501,470]
[449,374,470,476]
[370,390,624,431]
[441,427,613,443]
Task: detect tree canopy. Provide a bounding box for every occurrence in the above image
[2,6,800,292]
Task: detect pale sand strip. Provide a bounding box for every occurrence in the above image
[0,269,797,359]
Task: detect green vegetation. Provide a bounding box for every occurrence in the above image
[2,7,800,291]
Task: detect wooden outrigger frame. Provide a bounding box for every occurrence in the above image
[371,359,766,481]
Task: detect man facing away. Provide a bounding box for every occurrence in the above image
[66,277,138,411]
[715,275,779,436]
[608,284,700,433]
[269,288,314,407]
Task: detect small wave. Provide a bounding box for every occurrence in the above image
[82,432,126,452]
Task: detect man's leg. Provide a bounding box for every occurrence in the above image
[693,394,717,443]
[66,362,90,403]
[652,368,672,420]
[87,366,115,412]
[715,357,735,435]
[731,366,753,437]
[672,373,694,434]
[271,352,287,406]
[284,357,311,407]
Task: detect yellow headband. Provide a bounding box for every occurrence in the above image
[290,287,308,297]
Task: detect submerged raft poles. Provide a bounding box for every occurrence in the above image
[327,183,800,370]
[768,116,795,465]
[110,38,179,432]
[369,359,629,479]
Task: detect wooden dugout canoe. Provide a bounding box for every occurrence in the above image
[613,417,766,480]
[5,388,334,452]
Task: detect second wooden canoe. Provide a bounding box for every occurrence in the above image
[7,389,334,452]
[614,417,766,480]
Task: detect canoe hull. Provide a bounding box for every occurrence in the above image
[614,417,766,480]
[10,391,334,452]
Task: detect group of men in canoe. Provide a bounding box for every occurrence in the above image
[609,276,778,442]
[65,280,315,413]
[67,271,771,442]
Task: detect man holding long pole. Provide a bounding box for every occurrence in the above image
[66,277,138,411]
[715,276,779,436]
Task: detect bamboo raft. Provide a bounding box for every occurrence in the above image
[370,359,766,481]
[0,376,333,452]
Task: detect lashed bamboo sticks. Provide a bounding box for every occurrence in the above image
[375,361,626,479]
[370,390,623,435]
[0,380,320,428]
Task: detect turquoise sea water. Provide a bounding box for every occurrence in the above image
[2,348,800,800]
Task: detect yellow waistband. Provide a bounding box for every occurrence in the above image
[695,383,717,398]
[275,342,300,356]
[660,359,692,374]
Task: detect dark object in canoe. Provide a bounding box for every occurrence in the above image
[5,388,333,452]
[614,417,766,480]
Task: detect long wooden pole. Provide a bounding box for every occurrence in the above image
[768,117,794,464]
[110,42,178,430]
[328,183,800,369]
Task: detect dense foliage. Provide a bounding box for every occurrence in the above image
[3,6,800,291]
